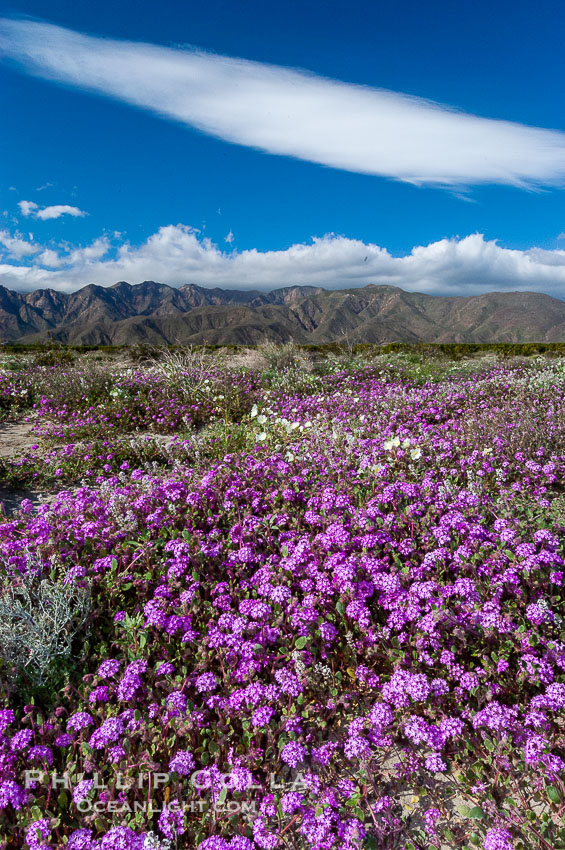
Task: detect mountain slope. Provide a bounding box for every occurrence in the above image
[2,281,565,344]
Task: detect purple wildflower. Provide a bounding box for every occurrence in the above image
[73,779,94,804]
[67,712,94,732]
[280,741,307,768]
[195,672,218,693]
[169,750,195,775]
[484,828,514,850]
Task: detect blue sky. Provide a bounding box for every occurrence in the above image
[1,0,565,294]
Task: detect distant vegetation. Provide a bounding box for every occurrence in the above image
[4,339,565,358]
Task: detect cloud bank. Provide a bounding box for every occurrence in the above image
[2,19,565,187]
[1,224,565,298]
[18,200,87,220]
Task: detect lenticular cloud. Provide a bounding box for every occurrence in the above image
[2,18,565,187]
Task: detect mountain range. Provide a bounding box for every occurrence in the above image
[1,280,565,345]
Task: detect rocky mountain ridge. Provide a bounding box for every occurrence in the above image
[1,280,565,344]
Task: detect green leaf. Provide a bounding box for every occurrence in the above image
[468,807,485,820]
[547,785,562,804]
[484,737,495,752]
[295,637,308,649]
[469,833,481,846]
[218,786,227,804]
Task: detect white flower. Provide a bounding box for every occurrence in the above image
[401,438,411,448]
[256,432,267,442]
[257,414,267,425]
[410,447,422,460]
[250,404,258,419]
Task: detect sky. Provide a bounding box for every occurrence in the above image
[1,0,565,296]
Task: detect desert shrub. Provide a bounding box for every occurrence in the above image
[0,558,91,688]
[0,368,35,414]
[458,367,565,459]
[0,355,27,372]
[259,340,313,373]
[128,343,167,364]
[148,345,208,394]
[227,347,270,371]
[31,360,115,410]
[32,345,76,367]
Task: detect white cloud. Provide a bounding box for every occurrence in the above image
[36,204,87,220]
[2,19,565,188]
[35,248,63,267]
[18,199,87,220]
[65,236,111,263]
[224,230,234,245]
[0,229,39,259]
[31,236,110,270]
[18,200,38,217]
[1,224,565,298]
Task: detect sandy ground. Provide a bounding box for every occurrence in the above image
[0,419,36,458]
[0,419,49,515]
